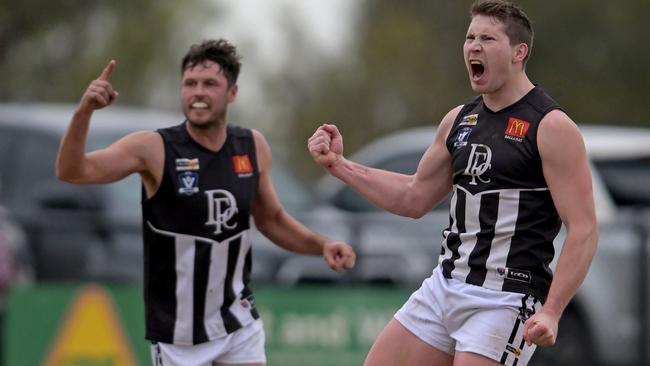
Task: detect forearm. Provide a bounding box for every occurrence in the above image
[256,210,326,255]
[543,226,598,318]
[55,108,94,182]
[328,158,429,218]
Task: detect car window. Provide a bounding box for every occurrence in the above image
[333,152,449,212]
[0,126,18,200]
[270,162,314,214]
[594,157,650,207]
[10,133,60,207]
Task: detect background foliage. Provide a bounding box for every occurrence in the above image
[1,0,648,179]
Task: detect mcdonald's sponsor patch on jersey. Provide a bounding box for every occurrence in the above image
[504,118,530,142]
[232,155,253,177]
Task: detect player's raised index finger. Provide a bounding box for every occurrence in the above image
[98,60,116,81]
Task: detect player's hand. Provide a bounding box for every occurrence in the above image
[79,60,119,113]
[523,310,559,347]
[308,124,344,169]
[322,241,356,272]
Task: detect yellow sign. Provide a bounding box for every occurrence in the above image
[43,285,138,366]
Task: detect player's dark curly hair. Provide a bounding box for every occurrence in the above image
[181,39,242,86]
[470,0,534,64]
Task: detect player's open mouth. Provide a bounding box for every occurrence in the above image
[191,102,209,109]
[470,60,485,81]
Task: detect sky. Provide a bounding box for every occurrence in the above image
[199,0,362,128]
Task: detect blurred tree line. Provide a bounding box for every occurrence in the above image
[0,0,216,106]
[1,0,648,180]
[268,0,650,178]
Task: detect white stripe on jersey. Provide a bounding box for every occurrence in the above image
[439,188,458,264]
[452,188,481,282]
[227,230,256,326]
[174,234,197,344]
[483,189,520,289]
[203,234,231,339]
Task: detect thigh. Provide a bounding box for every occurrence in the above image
[364,319,454,366]
[449,292,539,366]
[453,351,504,366]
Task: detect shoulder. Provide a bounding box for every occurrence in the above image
[538,110,585,158]
[116,130,162,149]
[228,124,254,139]
[251,129,272,172]
[437,104,465,141]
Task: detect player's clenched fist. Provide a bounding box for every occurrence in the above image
[523,311,558,347]
[307,123,344,169]
[79,60,119,113]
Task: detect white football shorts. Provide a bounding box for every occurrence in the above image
[394,267,541,366]
[150,318,266,366]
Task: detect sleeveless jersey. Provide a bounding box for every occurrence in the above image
[440,86,562,302]
[142,122,259,345]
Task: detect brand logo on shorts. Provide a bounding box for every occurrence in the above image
[506,344,521,357]
[497,267,532,283]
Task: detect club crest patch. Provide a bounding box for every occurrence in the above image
[454,127,473,148]
[178,171,199,195]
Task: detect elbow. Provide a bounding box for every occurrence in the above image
[404,207,428,219]
[55,164,83,184]
[55,165,71,182]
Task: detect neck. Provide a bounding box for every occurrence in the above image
[185,120,228,152]
[482,73,535,112]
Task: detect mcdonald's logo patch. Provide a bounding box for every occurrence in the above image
[232,155,253,176]
[505,118,530,141]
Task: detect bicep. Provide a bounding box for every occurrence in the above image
[539,112,596,228]
[251,130,284,223]
[85,131,159,183]
[408,106,459,207]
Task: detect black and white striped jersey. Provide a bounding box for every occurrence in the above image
[142,122,259,345]
[440,86,563,302]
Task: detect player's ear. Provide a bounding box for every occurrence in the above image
[512,43,529,64]
[227,84,238,103]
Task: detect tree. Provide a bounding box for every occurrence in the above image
[0,0,216,108]
[262,0,650,179]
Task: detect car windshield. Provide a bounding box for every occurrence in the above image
[594,157,650,207]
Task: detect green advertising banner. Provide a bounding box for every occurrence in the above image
[3,284,414,366]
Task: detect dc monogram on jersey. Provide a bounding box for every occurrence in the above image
[443,86,563,302]
[205,189,239,235]
[142,124,260,345]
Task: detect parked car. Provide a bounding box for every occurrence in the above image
[316,125,650,366]
[0,102,347,285]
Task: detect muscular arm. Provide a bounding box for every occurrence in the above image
[251,130,355,271]
[308,106,462,218]
[55,60,163,196]
[524,110,598,346]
